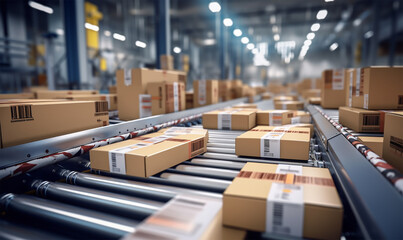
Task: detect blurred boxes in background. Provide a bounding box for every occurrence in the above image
[261,92,272,100]
[36,90,99,99]
[193,80,219,108]
[321,69,346,109]
[274,101,304,110]
[147,82,185,115]
[382,112,403,173]
[160,55,174,70]
[219,81,232,102]
[109,85,117,94]
[186,91,193,109]
[302,89,321,99]
[0,93,35,99]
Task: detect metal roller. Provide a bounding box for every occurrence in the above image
[208,138,235,144]
[207,134,238,139]
[0,219,69,240]
[189,158,245,170]
[159,173,231,191]
[175,164,239,178]
[206,147,236,154]
[206,143,235,149]
[32,180,163,221]
[0,194,137,239]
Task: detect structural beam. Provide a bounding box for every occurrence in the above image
[155,0,170,69]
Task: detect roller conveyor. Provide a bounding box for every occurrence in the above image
[188,158,245,170]
[174,164,239,179]
[0,219,69,240]
[159,173,232,190]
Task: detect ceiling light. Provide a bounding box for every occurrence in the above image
[241,37,249,44]
[113,33,126,41]
[353,18,362,27]
[173,47,181,53]
[28,1,53,14]
[104,30,111,37]
[304,40,312,46]
[325,0,334,2]
[233,29,242,37]
[56,29,64,36]
[252,48,258,54]
[272,25,279,33]
[364,30,374,39]
[330,42,338,51]
[85,23,99,32]
[270,16,276,24]
[223,18,233,27]
[135,40,146,48]
[311,23,320,31]
[273,34,280,41]
[316,10,328,20]
[208,2,221,13]
[306,32,315,40]
[247,43,255,50]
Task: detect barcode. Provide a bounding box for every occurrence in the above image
[10,105,33,122]
[191,139,205,157]
[222,120,231,130]
[363,115,379,126]
[111,153,120,172]
[390,136,403,154]
[398,95,403,105]
[95,101,108,115]
[264,140,274,157]
[237,171,334,186]
[272,203,283,226]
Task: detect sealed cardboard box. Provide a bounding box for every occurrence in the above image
[64,94,117,111]
[321,69,346,109]
[234,85,249,99]
[109,85,117,94]
[302,89,321,99]
[339,107,387,133]
[0,100,109,148]
[203,109,256,130]
[358,136,383,157]
[235,126,310,160]
[230,80,243,99]
[223,162,343,240]
[160,55,174,70]
[219,81,232,102]
[147,82,185,115]
[256,110,294,126]
[36,90,99,99]
[308,97,321,105]
[273,95,297,103]
[274,101,304,110]
[292,111,311,124]
[261,92,272,100]
[351,67,403,109]
[0,93,35,99]
[232,103,258,109]
[90,127,208,177]
[382,112,403,173]
[186,91,193,109]
[193,80,219,108]
[283,123,314,137]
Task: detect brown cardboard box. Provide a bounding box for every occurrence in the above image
[147,82,185,115]
[273,96,297,103]
[219,81,232,102]
[36,90,99,99]
[234,85,249,99]
[274,101,304,110]
[302,89,321,99]
[293,111,311,124]
[65,94,118,111]
[0,93,35,99]
[308,97,321,105]
[345,68,364,109]
[235,126,311,160]
[283,123,314,137]
[339,107,387,133]
[0,100,109,148]
[256,110,295,126]
[203,109,256,130]
[223,162,343,240]
[351,67,403,109]
[90,127,208,177]
[358,136,383,157]
[230,80,243,99]
[261,92,272,100]
[160,55,174,70]
[382,112,403,173]
[267,82,286,94]
[109,85,117,94]
[117,68,178,120]
[254,86,266,95]
[186,91,193,109]
[232,103,258,109]
[193,80,219,108]
[321,69,346,109]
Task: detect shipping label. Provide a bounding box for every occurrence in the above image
[260,127,291,158]
[124,69,132,86]
[332,69,344,90]
[139,94,152,118]
[173,82,179,112]
[198,80,206,105]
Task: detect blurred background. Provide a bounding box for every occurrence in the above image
[0,0,402,92]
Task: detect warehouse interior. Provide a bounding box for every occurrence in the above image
[0,0,402,239]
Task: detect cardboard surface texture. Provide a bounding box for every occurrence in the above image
[256,110,295,126]
[274,101,304,110]
[382,112,403,173]
[36,90,99,99]
[203,109,257,130]
[339,107,386,133]
[358,136,383,157]
[219,81,233,102]
[193,80,219,108]
[321,69,346,109]
[147,82,185,115]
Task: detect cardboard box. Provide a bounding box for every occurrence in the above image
[219,81,232,102]
[267,83,286,94]
[0,93,35,99]
[186,91,193,109]
[193,80,219,108]
[0,100,109,148]
[223,162,343,240]
[235,126,311,160]
[293,111,311,124]
[233,85,249,99]
[64,94,117,111]
[321,69,346,109]
[147,82,185,115]
[90,127,208,177]
[302,89,321,99]
[36,90,99,99]
[230,80,243,99]
[339,107,387,133]
[203,109,256,130]
[273,96,297,103]
[109,85,117,94]
[358,136,383,157]
[382,112,403,173]
[232,103,258,109]
[160,55,174,70]
[256,110,295,126]
[261,92,272,100]
[283,123,314,137]
[308,97,321,105]
[351,67,403,109]
[274,101,304,110]
[253,86,266,95]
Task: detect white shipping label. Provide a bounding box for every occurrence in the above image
[108,151,127,174]
[332,69,344,90]
[198,80,206,105]
[291,117,301,124]
[355,68,361,96]
[139,94,152,118]
[364,94,369,109]
[173,82,179,112]
[164,127,205,136]
[218,112,232,130]
[348,71,353,107]
[124,69,132,86]
[266,183,304,237]
[276,164,302,175]
[260,127,290,158]
[269,112,283,126]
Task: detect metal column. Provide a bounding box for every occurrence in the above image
[63,0,87,89]
[388,1,399,66]
[218,1,225,80]
[155,0,170,69]
[368,0,380,65]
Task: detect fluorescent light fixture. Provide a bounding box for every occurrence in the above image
[272,25,279,33]
[208,2,221,13]
[113,33,126,41]
[246,43,255,50]
[306,32,315,40]
[233,29,242,37]
[85,23,99,32]
[353,18,362,27]
[241,37,249,44]
[325,0,334,2]
[104,30,111,37]
[223,18,233,27]
[270,16,276,24]
[28,1,53,14]
[301,45,310,52]
[311,23,320,31]
[135,40,146,48]
[364,30,374,39]
[304,40,312,46]
[285,57,290,64]
[252,48,258,54]
[273,34,280,41]
[56,28,64,36]
[173,47,181,54]
[316,9,328,20]
[330,42,338,51]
